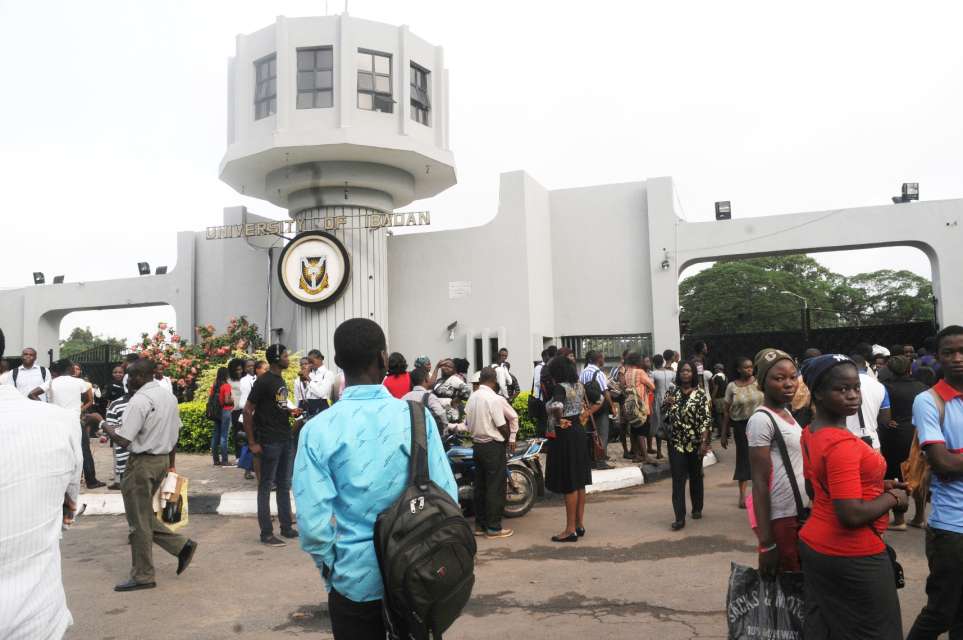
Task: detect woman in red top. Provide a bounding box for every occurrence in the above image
[798,355,909,640]
[382,352,411,399]
[210,366,234,466]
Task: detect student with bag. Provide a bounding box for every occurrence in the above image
[293,319,462,640]
[746,349,806,575]
[798,354,908,640]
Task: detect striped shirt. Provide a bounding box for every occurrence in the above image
[102,393,132,476]
[0,385,83,639]
[579,364,608,400]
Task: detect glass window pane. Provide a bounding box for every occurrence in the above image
[297,50,314,71]
[375,75,390,93]
[358,71,373,91]
[358,92,372,110]
[374,54,390,75]
[267,78,276,97]
[356,51,371,70]
[315,70,333,89]
[268,97,276,114]
[373,93,393,113]
[255,101,265,119]
[317,49,333,69]
[298,71,314,90]
[315,90,333,108]
[296,92,313,109]
[268,58,276,77]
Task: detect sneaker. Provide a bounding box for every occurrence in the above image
[244,471,255,480]
[261,535,286,547]
[473,528,486,537]
[485,528,514,539]
[280,527,300,539]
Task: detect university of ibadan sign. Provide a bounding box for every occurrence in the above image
[205,211,430,240]
[276,231,351,308]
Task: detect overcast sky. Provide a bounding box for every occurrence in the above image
[1,0,961,346]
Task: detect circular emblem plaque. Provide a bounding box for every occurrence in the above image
[277,231,351,308]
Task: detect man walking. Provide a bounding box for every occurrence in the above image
[580,350,614,469]
[46,359,104,489]
[465,367,514,539]
[243,344,300,547]
[0,347,82,639]
[907,325,963,639]
[100,358,196,591]
[293,319,457,639]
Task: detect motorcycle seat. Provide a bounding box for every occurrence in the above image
[446,446,474,460]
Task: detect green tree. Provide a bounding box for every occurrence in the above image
[59,326,125,358]
[679,256,934,334]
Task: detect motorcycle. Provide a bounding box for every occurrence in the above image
[445,435,545,519]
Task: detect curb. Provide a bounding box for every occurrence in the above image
[79,451,720,516]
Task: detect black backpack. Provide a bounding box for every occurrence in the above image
[374,400,476,640]
[204,384,222,421]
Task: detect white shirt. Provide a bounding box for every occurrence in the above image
[154,375,173,394]
[237,374,256,423]
[845,371,890,450]
[1,364,49,400]
[0,385,82,640]
[465,385,509,443]
[532,363,544,400]
[309,366,336,400]
[492,363,511,398]
[45,376,92,419]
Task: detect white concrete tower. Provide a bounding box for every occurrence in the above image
[219,14,455,356]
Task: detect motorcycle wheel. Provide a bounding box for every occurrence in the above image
[503,464,536,519]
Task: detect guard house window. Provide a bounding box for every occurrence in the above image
[297,47,334,109]
[410,63,431,125]
[357,49,393,113]
[254,54,277,120]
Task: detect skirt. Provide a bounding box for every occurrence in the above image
[799,541,902,640]
[630,419,651,437]
[545,417,593,494]
[732,419,751,481]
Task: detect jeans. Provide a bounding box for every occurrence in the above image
[328,589,385,640]
[668,447,704,522]
[211,409,231,464]
[594,411,610,459]
[473,440,507,532]
[257,440,293,538]
[908,527,963,639]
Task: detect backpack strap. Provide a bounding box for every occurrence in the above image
[12,367,17,385]
[755,409,806,519]
[40,366,48,381]
[406,400,430,489]
[929,388,946,429]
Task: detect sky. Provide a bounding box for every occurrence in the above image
[1,0,961,346]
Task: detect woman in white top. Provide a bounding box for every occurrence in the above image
[747,348,805,576]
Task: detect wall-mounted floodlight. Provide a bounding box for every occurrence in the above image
[137,262,150,276]
[33,272,45,285]
[155,266,168,275]
[715,201,732,220]
[53,275,64,284]
[446,321,458,342]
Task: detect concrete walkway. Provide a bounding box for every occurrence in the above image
[81,437,718,515]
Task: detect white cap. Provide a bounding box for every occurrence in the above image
[871,344,890,357]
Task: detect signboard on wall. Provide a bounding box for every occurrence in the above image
[277,231,351,308]
[448,280,471,299]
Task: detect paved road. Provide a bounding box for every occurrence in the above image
[62,455,933,639]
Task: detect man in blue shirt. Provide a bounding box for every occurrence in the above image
[293,318,457,640]
[907,325,963,639]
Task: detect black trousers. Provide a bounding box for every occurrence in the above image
[80,420,98,484]
[473,440,507,532]
[668,447,703,522]
[328,589,385,640]
[908,527,963,639]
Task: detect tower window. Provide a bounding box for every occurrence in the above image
[254,54,277,120]
[410,63,431,126]
[297,47,334,109]
[357,49,393,113]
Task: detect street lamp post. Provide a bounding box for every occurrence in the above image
[780,290,810,343]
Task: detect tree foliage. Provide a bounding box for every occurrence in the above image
[59,326,125,358]
[679,256,934,335]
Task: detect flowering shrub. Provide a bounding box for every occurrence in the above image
[132,317,265,397]
[512,391,537,439]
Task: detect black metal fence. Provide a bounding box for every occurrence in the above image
[682,320,937,375]
[64,344,125,389]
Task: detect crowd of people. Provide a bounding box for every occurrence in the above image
[4,320,963,640]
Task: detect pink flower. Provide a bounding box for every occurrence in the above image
[158,322,168,331]
[171,334,180,343]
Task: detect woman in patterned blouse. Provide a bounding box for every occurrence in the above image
[662,359,713,531]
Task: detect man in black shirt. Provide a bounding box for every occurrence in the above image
[243,344,302,546]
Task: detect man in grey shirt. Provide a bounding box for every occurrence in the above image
[402,367,448,435]
[98,358,197,592]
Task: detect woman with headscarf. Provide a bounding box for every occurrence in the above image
[432,358,472,427]
[798,354,908,640]
[662,359,713,531]
[882,354,929,530]
[747,348,805,575]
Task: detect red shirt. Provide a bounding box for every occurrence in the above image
[212,382,234,410]
[799,426,887,556]
[382,373,411,400]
